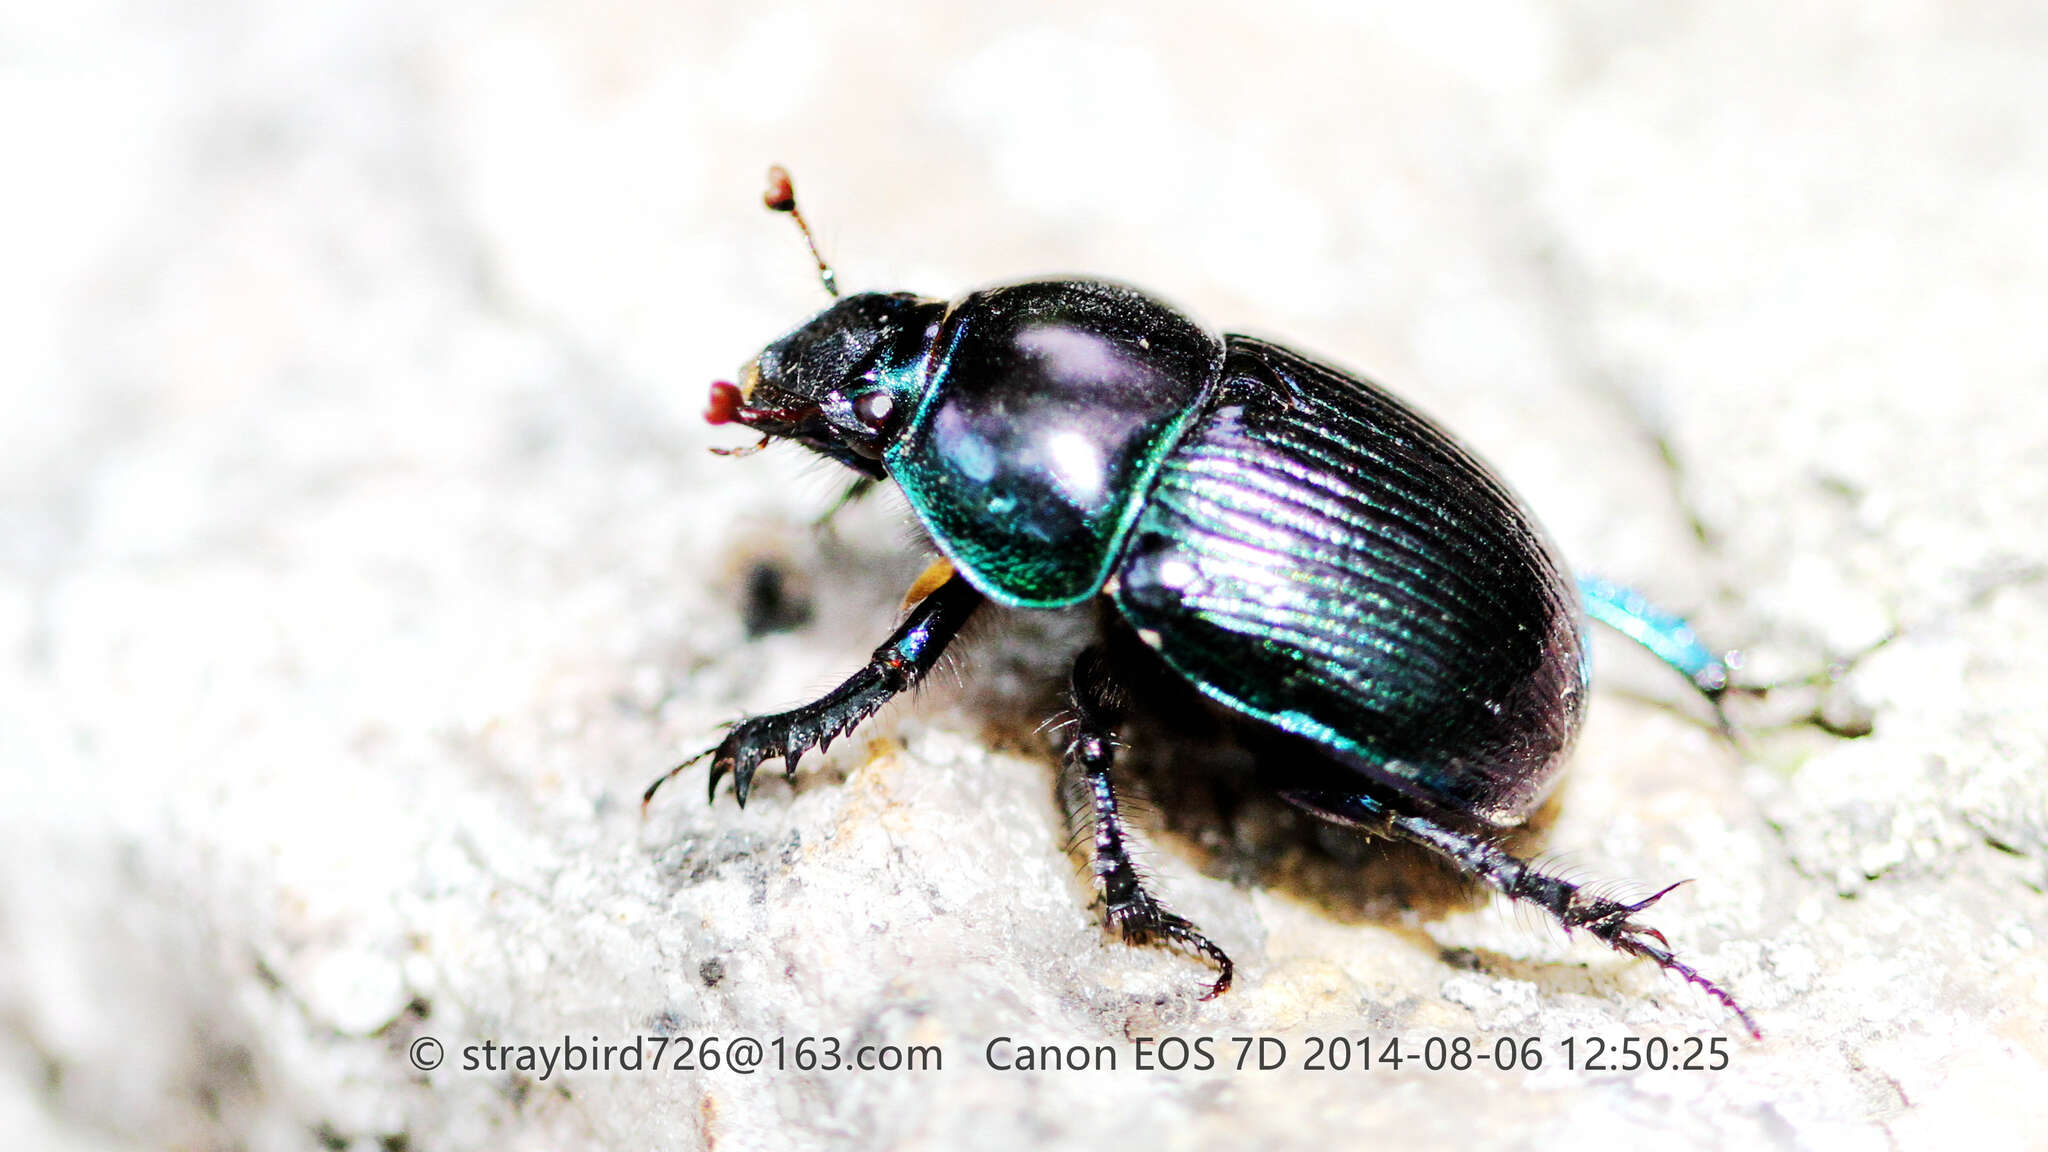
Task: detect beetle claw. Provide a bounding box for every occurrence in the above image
[645,745,716,811]
[705,758,726,804]
[732,745,765,807]
[1627,879,1690,915]
[685,709,837,808]
[1195,942,1235,1000]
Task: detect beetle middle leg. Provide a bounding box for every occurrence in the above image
[1064,645,1233,999]
[647,564,984,809]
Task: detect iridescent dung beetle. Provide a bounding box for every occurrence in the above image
[649,167,1759,1038]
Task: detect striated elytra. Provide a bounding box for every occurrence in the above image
[649,168,1758,1038]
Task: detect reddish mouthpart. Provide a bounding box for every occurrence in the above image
[706,380,745,425]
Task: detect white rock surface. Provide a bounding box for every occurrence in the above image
[5,2,2045,1149]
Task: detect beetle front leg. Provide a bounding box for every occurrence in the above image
[647,565,984,809]
[1065,646,1233,998]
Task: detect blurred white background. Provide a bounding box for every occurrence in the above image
[4,2,2045,1149]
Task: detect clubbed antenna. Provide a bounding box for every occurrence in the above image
[764,165,838,298]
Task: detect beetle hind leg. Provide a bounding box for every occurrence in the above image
[1396,806,1759,1038]
[1063,647,1233,998]
[1284,791,1758,1036]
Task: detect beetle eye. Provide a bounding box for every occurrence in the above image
[852,390,895,430]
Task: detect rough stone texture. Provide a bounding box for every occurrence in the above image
[5,2,2044,1149]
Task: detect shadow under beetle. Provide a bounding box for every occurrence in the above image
[649,168,1759,1038]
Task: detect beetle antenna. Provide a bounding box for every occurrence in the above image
[764,165,839,298]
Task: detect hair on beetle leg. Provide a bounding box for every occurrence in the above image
[1036,710,1081,738]
[1501,850,1595,942]
[1062,827,1097,862]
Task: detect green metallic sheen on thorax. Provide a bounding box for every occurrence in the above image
[884,281,1225,608]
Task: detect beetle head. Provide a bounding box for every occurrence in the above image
[710,291,946,478]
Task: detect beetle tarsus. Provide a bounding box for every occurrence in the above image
[1579,910,1762,1040]
[1109,891,1235,1000]
[1293,794,1760,1038]
[1064,647,1235,1000]
[1407,810,1760,1039]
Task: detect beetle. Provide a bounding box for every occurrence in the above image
[649,167,1758,1037]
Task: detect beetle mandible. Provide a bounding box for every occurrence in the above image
[649,167,1758,1037]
